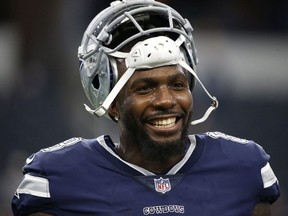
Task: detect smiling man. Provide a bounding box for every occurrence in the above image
[111,64,193,173]
[12,0,280,216]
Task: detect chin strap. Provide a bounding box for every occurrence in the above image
[178,60,218,125]
[85,35,218,125]
[85,61,218,125]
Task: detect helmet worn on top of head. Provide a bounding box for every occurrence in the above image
[78,0,218,124]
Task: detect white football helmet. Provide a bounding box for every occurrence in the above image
[78,0,218,125]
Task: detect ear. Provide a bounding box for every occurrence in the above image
[108,101,120,123]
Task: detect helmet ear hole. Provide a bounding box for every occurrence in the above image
[92,74,100,90]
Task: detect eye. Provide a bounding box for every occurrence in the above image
[134,85,154,95]
[170,81,188,90]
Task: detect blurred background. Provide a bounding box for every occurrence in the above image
[0,0,287,215]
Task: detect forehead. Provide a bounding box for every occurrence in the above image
[116,58,187,81]
[128,65,187,85]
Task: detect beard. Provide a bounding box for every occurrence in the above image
[122,111,192,162]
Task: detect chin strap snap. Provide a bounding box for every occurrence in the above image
[191,97,218,125]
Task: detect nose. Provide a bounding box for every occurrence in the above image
[152,85,177,109]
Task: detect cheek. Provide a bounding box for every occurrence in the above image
[187,93,193,110]
[118,94,150,119]
[176,91,193,111]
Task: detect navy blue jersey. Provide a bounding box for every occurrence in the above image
[12,132,280,216]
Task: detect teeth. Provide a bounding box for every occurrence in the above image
[151,117,176,128]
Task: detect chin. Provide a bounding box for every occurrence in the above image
[140,131,189,161]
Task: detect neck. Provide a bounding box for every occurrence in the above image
[116,139,187,175]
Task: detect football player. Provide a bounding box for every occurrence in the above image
[12,0,280,215]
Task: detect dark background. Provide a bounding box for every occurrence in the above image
[0,0,287,215]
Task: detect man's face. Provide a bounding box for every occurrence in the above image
[114,64,193,161]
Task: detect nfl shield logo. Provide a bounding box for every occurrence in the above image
[154,177,171,194]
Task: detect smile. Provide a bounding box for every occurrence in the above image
[150,117,177,128]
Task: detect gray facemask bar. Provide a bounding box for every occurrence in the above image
[78,5,198,68]
[84,35,218,125]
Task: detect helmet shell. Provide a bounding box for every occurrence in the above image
[78,0,198,115]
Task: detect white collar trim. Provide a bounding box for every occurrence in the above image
[97,135,196,176]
